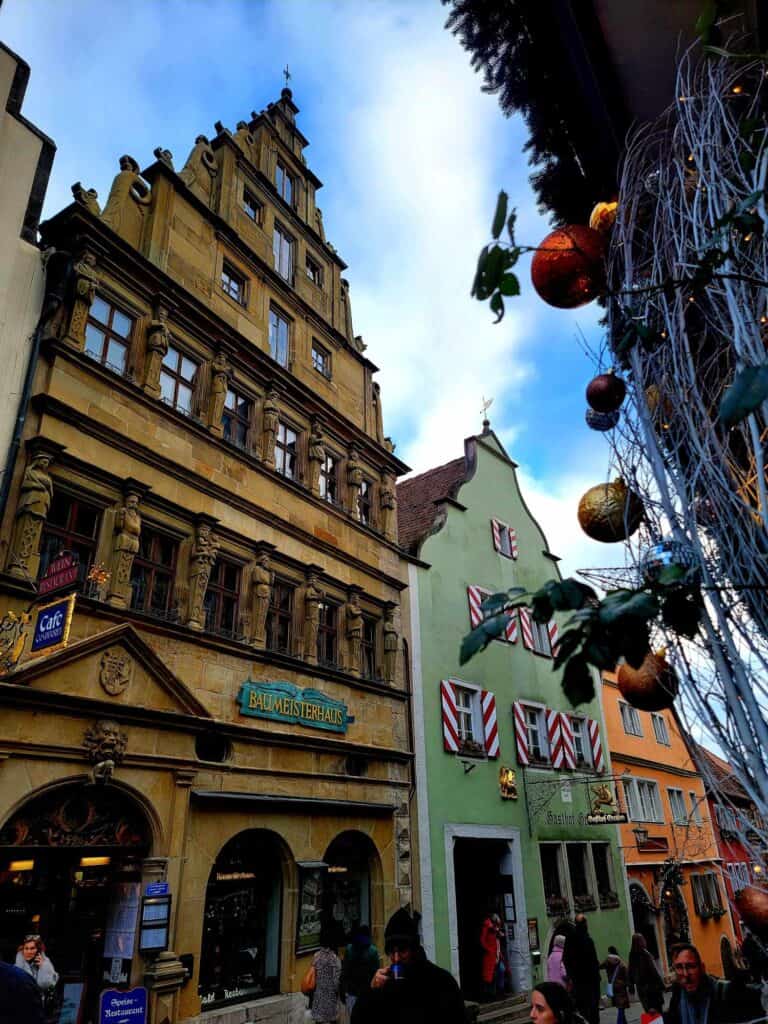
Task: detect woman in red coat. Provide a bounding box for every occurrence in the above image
[480,914,502,1000]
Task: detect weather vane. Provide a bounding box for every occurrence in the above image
[283,64,292,88]
[481,396,493,427]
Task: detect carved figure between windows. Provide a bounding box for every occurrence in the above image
[261,386,279,468]
[308,420,325,497]
[372,381,384,444]
[380,470,398,542]
[179,135,218,204]
[207,350,230,437]
[143,301,170,398]
[187,522,219,631]
[345,590,363,677]
[5,452,55,581]
[250,551,272,648]
[107,490,142,608]
[347,446,363,518]
[340,278,354,343]
[303,568,323,665]
[383,604,399,685]
[64,250,99,349]
[71,181,101,217]
[101,155,152,246]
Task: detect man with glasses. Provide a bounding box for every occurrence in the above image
[664,943,765,1024]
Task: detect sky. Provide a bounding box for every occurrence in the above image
[2,0,627,580]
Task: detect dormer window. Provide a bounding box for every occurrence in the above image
[276,160,293,205]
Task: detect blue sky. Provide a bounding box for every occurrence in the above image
[3,0,624,578]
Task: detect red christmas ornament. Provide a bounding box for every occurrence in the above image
[586,371,627,413]
[530,225,606,309]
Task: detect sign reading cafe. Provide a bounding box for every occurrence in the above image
[236,681,354,734]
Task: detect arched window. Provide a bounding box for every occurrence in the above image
[199,830,284,1009]
[323,831,379,943]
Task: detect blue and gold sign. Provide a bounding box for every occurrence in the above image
[31,593,75,654]
[236,681,353,734]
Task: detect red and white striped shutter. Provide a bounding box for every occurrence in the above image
[548,619,560,658]
[560,714,576,769]
[508,526,519,560]
[513,701,530,766]
[519,607,534,650]
[504,614,519,644]
[491,519,503,553]
[481,690,500,758]
[467,586,484,629]
[588,718,605,773]
[547,708,564,768]
[440,680,460,752]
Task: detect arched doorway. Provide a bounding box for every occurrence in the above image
[0,782,152,1023]
[323,831,380,944]
[630,882,662,963]
[198,829,286,1010]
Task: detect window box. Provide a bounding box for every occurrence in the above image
[599,890,620,909]
[574,894,597,912]
[546,896,571,917]
[457,738,486,759]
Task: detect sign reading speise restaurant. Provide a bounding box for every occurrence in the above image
[236,681,353,734]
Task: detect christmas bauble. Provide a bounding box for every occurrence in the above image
[589,201,618,234]
[587,371,626,413]
[577,478,644,543]
[585,408,620,432]
[735,886,768,937]
[640,538,699,586]
[617,651,679,711]
[530,226,606,309]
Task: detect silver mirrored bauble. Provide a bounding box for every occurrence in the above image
[640,537,700,585]
[585,408,620,431]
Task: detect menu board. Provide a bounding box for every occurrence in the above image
[104,882,141,959]
[296,865,326,954]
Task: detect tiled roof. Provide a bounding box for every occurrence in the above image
[692,741,750,802]
[397,456,467,555]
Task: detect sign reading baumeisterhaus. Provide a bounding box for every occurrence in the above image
[236,681,353,734]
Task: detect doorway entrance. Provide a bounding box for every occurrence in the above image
[0,783,151,1024]
[630,882,662,965]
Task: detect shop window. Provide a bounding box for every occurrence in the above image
[539,844,569,916]
[566,843,595,912]
[317,600,339,668]
[592,843,619,908]
[221,261,246,305]
[204,558,241,637]
[275,160,293,205]
[619,700,643,737]
[323,831,375,944]
[199,830,282,1008]
[273,223,294,282]
[274,421,298,480]
[85,295,134,375]
[243,188,263,224]
[266,579,294,654]
[130,528,178,617]
[222,387,252,450]
[319,453,339,504]
[652,713,670,745]
[160,345,198,416]
[38,492,101,579]
[358,479,373,526]
[312,341,331,379]
[361,615,378,680]
[668,788,688,824]
[306,254,323,288]
[269,307,290,367]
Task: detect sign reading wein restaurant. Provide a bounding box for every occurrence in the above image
[236,681,353,734]
[38,551,79,596]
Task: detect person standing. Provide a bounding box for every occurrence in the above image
[0,960,45,1024]
[350,907,465,1024]
[547,935,568,987]
[340,924,380,1018]
[480,912,501,1000]
[600,946,630,1024]
[628,933,665,1014]
[309,927,342,1024]
[563,915,601,1024]
[14,936,58,1000]
[664,943,764,1024]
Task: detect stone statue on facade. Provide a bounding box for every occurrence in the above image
[207,350,230,436]
[345,590,363,677]
[250,551,272,648]
[347,446,363,518]
[308,421,325,497]
[383,604,399,684]
[71,181,101,216]
[186,522,219,631]
[380,470,397,542]
[64,250,99,349]
[314,207,326,242]
[261,386,279,468]
[83,719,128,785]
[101,155,152,244]
[340,278,354,342]
[143,301,170,397]
[372,382,385,444]
[303,568,323,665]
[107,490,142,608]
[153,147,175,170]
[5,453,55,580]
[179,135,218,204]
[234,121,256,160]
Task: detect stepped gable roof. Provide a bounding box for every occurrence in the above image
[692,741,750,802]
[397,456,467,555]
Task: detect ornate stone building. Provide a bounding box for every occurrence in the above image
[0,88,410,1024]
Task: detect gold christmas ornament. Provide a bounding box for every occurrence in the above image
[617,649,679,711]
[577,478,644,543]
[530,225,606,309]
[589,200,618,234]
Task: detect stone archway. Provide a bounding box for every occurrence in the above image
[630,882,663,965]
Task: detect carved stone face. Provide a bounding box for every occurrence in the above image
[125,493,140,510]
[257,552,270,568]
[83,719,127,764]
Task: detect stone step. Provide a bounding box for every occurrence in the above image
[472,993,531,1024]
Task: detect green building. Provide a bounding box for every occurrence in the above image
[398,426,631,998]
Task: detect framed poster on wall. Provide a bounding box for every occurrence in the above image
[296,862,327,955]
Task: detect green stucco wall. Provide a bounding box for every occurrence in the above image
[412,432,631,988]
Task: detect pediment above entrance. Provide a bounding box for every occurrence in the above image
[3,623,211,718]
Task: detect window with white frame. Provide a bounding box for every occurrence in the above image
[728,862,751,893]
[623,778,663,822]
[668,788,688,824]
[570,717,591,766]
[539,844,568,915]
[273,223,294,281]
[454,685,478,744]
[651,713,670,745]
[275,160,293,204]
[243,187,263,224]
[691,872,723,914]
[592,844,618,906]
[689,792,703,824]
[619,701,643,737]
[531,619,552,656]
[715,804,739,834]
[566,843,595,910]
[524,705,548,762]
[491,519,517,559]
[269,307,290,367]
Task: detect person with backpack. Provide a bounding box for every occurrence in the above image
[600,946,630,1024]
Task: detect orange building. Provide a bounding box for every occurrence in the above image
[602,672,735,976]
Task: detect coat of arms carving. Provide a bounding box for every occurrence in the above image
[99,648,132,696]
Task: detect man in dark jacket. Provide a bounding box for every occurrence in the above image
[0,960,45,1024]
[350,908,465,1024]
[563,914,601,1024]
[664,943,764,1024]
